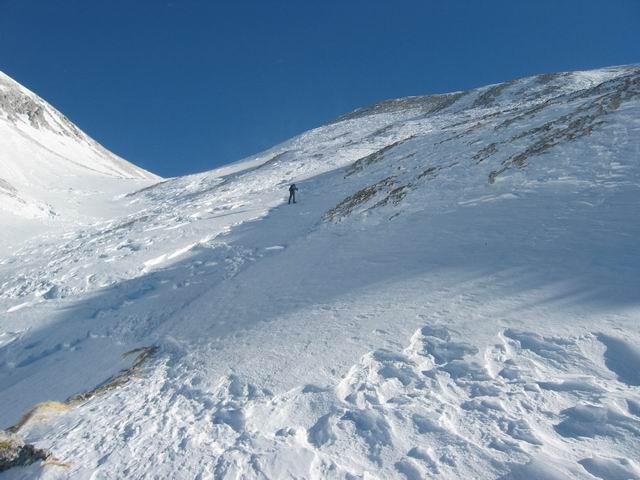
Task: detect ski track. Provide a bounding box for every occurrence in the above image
[1,65,639,478]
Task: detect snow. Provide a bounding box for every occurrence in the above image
[0,70,159,256]
[1,64,639,478]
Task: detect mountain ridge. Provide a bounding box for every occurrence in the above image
[0,70,159,245]
[1,64,639,479]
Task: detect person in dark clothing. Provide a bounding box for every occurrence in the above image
[288,184,298,204]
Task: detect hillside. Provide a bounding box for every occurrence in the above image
[0,71,158,252]
[1,65,639,479]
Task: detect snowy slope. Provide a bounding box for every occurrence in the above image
[0,71,159,252]
[1,65,640,479]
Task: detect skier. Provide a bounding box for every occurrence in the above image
[288,184,298,204]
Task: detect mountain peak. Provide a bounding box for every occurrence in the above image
[0,71,159,230]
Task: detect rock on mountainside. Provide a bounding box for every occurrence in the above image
[0,71,158,247]
[0,65,639,479]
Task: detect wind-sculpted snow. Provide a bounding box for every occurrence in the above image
[6,325,640,478]
[596,334,640,386]
[1,65,639,478]
[323,65,640,218]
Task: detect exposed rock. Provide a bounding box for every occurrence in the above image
[0,346,157,473]
[489,71,640,183]
[0,73,77,135]
[324,177,396,221]
[67,346,159,404]
[0,431,49,472]
[332,92,465,124]
[417,161,459,181]
[372,184,410,208]
[345,137,415,177]
[8,402,71,435]
[472,81,514,109]
[472,143,498,164]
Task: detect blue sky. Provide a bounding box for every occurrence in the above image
[1,0,638,177]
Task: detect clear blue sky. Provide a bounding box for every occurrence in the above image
[1,0,638,177]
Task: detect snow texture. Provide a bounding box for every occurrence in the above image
[1,64,639,479]
[0,70,158,255]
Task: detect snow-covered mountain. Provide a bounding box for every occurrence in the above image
[0,71,158,250]
[1,65,639,479]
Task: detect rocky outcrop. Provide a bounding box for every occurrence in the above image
[0,431,49,472]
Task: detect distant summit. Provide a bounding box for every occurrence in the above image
[0,71,158,229]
